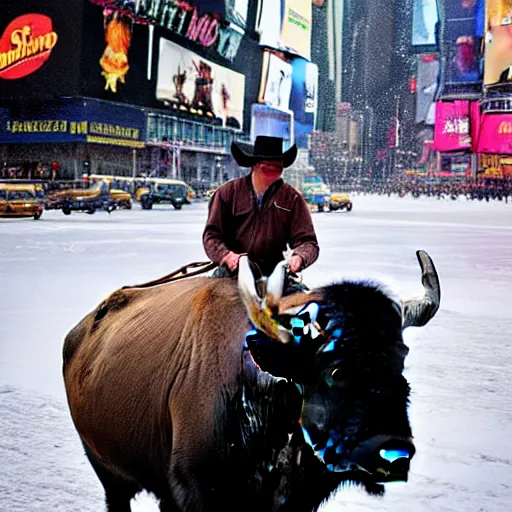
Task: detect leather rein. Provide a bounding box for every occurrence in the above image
[123,261,217,289]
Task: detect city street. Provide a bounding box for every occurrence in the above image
[1,195,512,511]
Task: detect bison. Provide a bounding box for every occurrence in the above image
[63,250,440,512]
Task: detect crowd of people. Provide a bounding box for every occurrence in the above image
[1,162,60,181]
[3,159,512,204]
[343,177,512,203]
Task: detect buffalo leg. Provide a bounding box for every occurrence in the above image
[83,442,140,512]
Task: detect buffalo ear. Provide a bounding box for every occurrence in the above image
[246,332,304,381]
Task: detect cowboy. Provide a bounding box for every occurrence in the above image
[203,136,319,279]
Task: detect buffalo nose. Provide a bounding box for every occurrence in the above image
[374,438,415,482]
[379,448,413,464]
[351,435,416,482]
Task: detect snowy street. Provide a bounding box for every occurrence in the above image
[1,195,512,511]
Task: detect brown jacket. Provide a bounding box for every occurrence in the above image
[203,174,319,276]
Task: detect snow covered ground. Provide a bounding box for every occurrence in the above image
[1,194,511,512]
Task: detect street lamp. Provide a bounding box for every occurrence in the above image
[215,155,223,184]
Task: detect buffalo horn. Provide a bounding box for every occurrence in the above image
[238,256,292,343]
[265,260,288,309]
[402,250,441,328]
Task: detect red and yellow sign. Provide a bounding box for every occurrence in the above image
[0,14,58,80]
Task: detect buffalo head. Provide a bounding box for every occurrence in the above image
[238,251,440,494]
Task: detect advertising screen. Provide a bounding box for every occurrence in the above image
[91,0,249,29]
[440,0,484,93]
[180,0,249,28]
[289,57,318,148]
[439,154,471,177]
[250,103,294,150]
[484,0,512,86]
[258,51,293,112]
[434,100,472,151]
[477,112,512,153]
[225,0,250,29]
[416,54,439,124]
[156,38,245,129]
[256,0,312,60]
[80,2,154,107]
[0,0,83,100]
[0,98,146,146]
[89,0,246,62]
[412,0,439,47]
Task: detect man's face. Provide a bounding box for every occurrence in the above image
[254,160,284,174]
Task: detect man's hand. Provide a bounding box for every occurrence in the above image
[221,251,241,272]
[288,255,303,273]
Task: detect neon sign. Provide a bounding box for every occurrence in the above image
[0,14,58,80]
[498,122,512,135]
[90,0,242,61]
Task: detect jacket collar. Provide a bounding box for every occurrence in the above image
[245,173,284,205]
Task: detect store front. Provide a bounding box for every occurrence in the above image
[433,100,473,178]
[471,99,512,179]
[0,98,146,179]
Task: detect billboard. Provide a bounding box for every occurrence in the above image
[0,98,146,147]
[439,0,485,95]
[250,103,294,150]
[477,112,512,154]
[80,2,155,107]
[434,100,472,151]
[439,154,471,177]
[89,0,246,62]
[225,0,250,28]
[484,0,512,86]
[412,0,439,48]
[156,38,245,129]
[289,57,318,148]
[416,54,439,124]
[258,51,293,112]
[91,0,249,29]
[0,1,83,100]
[256,0,312,60]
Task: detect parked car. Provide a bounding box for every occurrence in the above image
[103,182,133,209]
[301,174,331,212]
[0,183,44,220]
[45,180,130,214]
[135,181,189,210]
[304,191,331,212]
[329,192,353,212]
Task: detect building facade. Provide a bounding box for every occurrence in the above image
[0,0,259,185]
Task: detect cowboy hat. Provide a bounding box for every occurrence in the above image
[231,136,298,168]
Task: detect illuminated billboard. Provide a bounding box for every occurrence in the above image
[484,0,512,86]
[289,57,317,147]
[156,38,245,129]
[438,0,485,95]
[412,0,439,48]
[257,51,317,147]
[258,51,293,112]
[89,0,246,61]
[0,1,83,100]
[434,100,471,151]
[416,54,439,124]
[0,14,59,80]
[256,0,312,60]
[250,103,294,149]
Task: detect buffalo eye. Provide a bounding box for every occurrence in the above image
[331,368,343,381]
[326,368,349,388]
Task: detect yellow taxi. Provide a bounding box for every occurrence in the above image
[45,180,132,214]
[329,192,353,212]
[0,183,44,220]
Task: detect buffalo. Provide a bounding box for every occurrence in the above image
[63,250,440,512]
